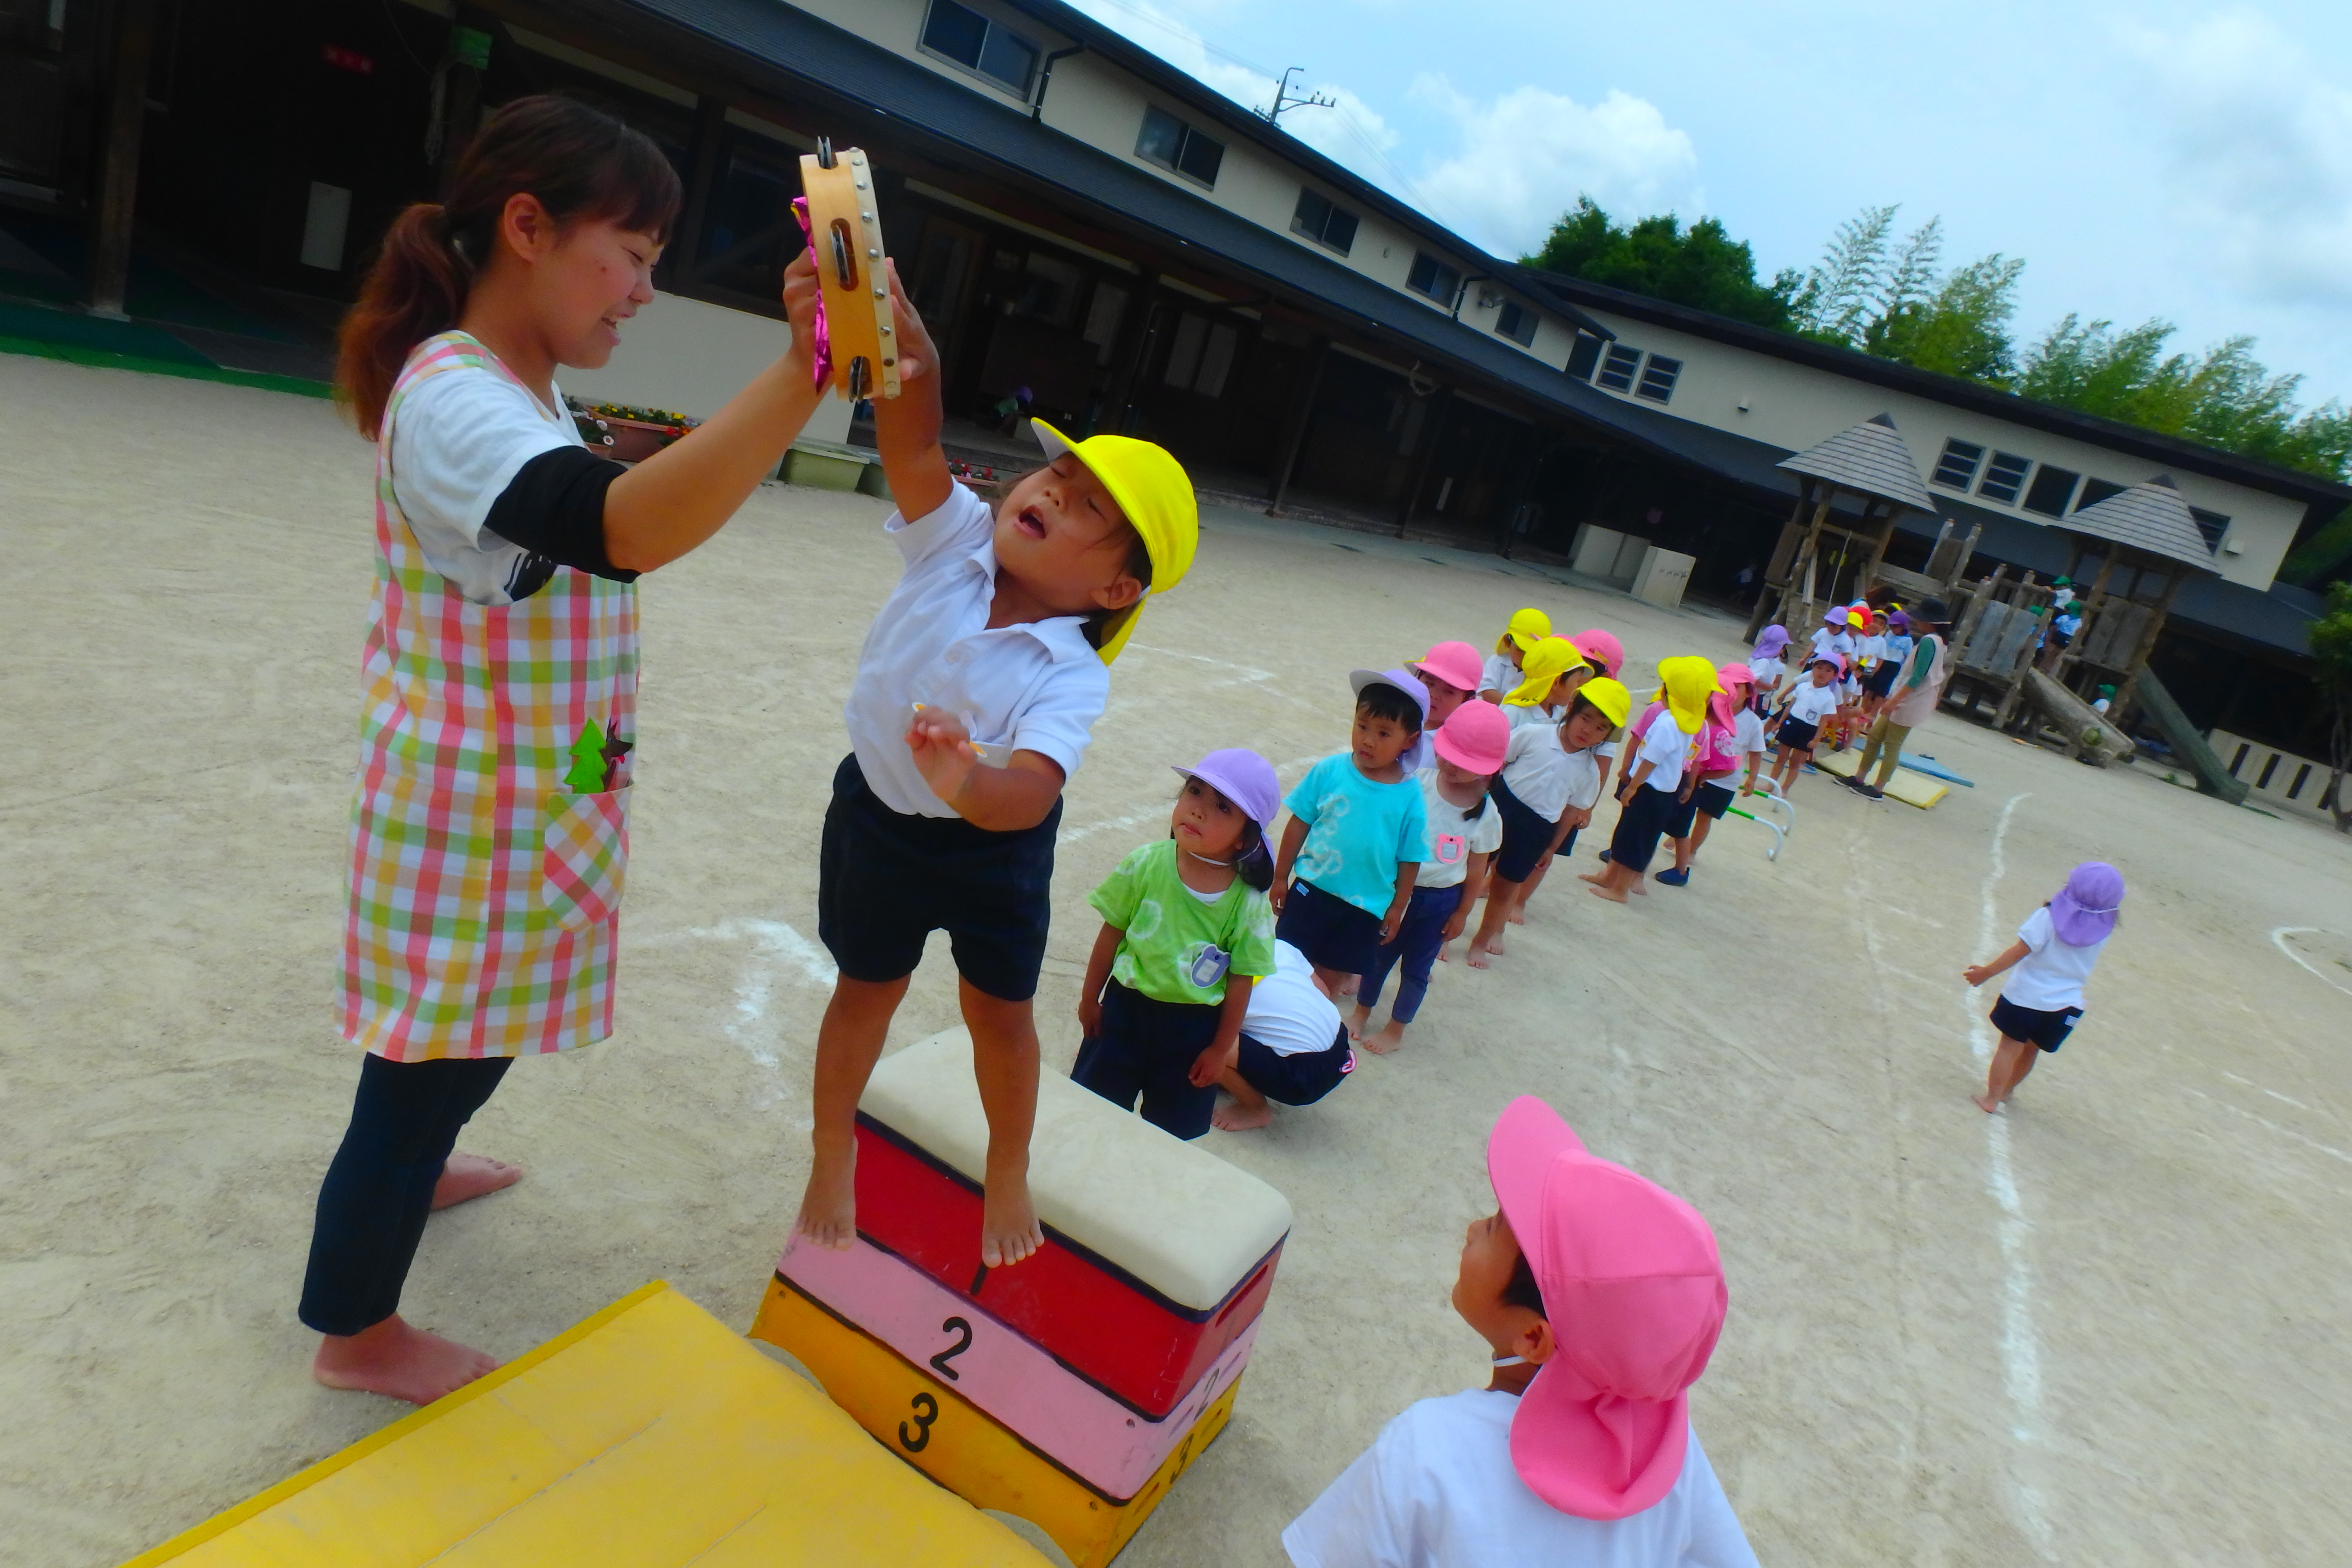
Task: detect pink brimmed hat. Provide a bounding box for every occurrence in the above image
[1411,640,1486,695]
[1487,1096,1725,1521]
[1431,699,1510,774]
[1569,627,1624,678]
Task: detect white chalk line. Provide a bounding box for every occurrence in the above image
[2184,1087,2352,1168]
[646,918,837,1105]
[1966,791,2056,1558]
[2270,926,2352,999]
[2222,1071,2313,1113]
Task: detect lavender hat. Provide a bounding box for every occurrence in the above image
[2049,862,2124,945]
[1352,667,1435,772]
[1172,748,1281,832]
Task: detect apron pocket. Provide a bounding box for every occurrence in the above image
[540,786,631,932]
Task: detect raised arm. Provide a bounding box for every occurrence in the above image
[868,260,954,523]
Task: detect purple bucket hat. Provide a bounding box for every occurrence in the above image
[1172,748,1281,833]
[2049,862,2124,945]
[1752,625,1791,659]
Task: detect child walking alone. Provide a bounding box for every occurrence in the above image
[1965,862,2124,1112]
[1349,701,1509,1053]
[798,264,1198,1268]
[1072,751,1280,1139]
[1273,671,1432,991]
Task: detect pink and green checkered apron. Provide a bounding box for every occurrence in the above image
[341,332,638,1061]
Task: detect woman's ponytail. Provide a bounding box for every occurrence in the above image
[334,94,682,438]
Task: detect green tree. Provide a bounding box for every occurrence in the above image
[1864,254,2026,382]
[1524,198,1793,329]
[2308,581,2352,831]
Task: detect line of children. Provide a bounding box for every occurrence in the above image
[1479,608,1552,702]
[1584,657,1720,904]
[1657,663,1767,884]
[1469,673,1628,958]
[1761,652,1843,797]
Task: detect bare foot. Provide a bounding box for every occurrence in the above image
[1588,882,1629,903]
[313,1315,497,1406]
[1465,939,1493,969]
[1974,1092,2003,1113]
[1436,941,1452,964]
[430,1153,522,1211]
[1506,908,1526,926]
[793,1147,859,1252]
[1336,974,1360,998]
[1632,879,1649,896]
[1345,1004,1372,1040]
[1484,928,1507,955]
[1577,870,1609,886]
[1213,1097,1274,1131]
[1360,1019,1406,1055]
[981,1172,1043,1268]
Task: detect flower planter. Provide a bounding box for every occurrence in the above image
[580,415,684,464]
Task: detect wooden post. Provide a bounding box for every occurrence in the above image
[2055,543,2121,689]
[1743,486,1811,641]
[1784,484,1836,639]
[1396,386,1452,534]
[1267,336,1330,513]
[86,0,158,321]
[2104,568,2185,737]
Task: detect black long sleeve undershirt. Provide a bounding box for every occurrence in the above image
[481,446,639,600]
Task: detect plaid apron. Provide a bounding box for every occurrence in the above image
[340,332,638,1061]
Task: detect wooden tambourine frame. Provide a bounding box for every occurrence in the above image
[800,139,900,402]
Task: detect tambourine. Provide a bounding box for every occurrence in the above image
[798,138,900,402]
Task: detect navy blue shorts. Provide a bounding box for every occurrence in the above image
[1276,879,1385,976]
[1865,661,1901,698]
[1990,995,2080,1052]
[1489,774,1554,884]
[1235,1022,1355,1106]
[1071,981,1222,1139]
[817,753,1061,1001]
[1607,781,1676,873]
[1776,717,1820,754]
[1693,780,1737,820]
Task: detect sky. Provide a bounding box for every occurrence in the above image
[1064,0,2352,410]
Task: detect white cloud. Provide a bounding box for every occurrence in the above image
[2122,9,2352,308]
[1406,76,1702,256]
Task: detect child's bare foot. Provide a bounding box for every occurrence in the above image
[1345,1004,1373,1040]
[1436,940,1453,964]
[1336,974,1360,997]
[1632,878,1649,896]
[793,1149,859,1252]
[1360,1019,1406,1055]
[1589,881,1629,903]
[1213,1097,1274,1131]
[1577,870,1609,886]
[1506,908,1527,926]
[313,1316,497,1406]
[1974,1092,2003,1113]
[1465,938,1493,969]
[981,1174,1043,1268]
[430,1153,521,1211]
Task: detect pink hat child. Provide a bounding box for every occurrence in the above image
[1568,628,1624,678]
[1484,1096,1725,1520]
[1431,698,1510,775]
[1410,641,1486,725]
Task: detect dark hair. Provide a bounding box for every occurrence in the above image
[1083,531,1154,650]
[1235,819,1274,893]
[336,95,682,437]
[1356,682,1424,734]
[1502,1248,1547,1316]
[1562,691,1616,739]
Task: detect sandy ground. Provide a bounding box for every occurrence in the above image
[5,353,2352,1567]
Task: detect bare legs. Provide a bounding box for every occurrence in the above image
[794,972,1042,1268]
[1975,1035,2041,1112]
[1212,1065,1274,1131]
[1465,876,1525,965]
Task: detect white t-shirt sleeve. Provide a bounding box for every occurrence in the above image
[1469,798,1504,854]
[2017,905,2053,955]
[1004,653,1111,782]
[1638,718,1689,769]
[387,366,577,606]
[887,480,995,570]
[1597,738,1620,760]
[1481,653,1518,694]
[1677,1435,1763,1568]
[1282,1420,1414,1568]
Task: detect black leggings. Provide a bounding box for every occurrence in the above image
[299,1052,512,1336]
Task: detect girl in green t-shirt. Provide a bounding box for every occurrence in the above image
[1072,749,1280,1139]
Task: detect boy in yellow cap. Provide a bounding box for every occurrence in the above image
[1478,607,1552,703]
[795,263,1197,1270]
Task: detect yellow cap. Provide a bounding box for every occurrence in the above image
[1503,635,1589,706]
[1031,419,1197,665]
[1498,606,1552,656]
[1576,675,1632,730]
[1655,655,1722,734]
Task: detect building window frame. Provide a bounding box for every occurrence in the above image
[917,0,1043,99]
[1977,450,2032,505]
[1494,299,1538,347]
[1290,188,1358,255]
[1596,342,1644,393]
[1406,251,1463,307]
[1931,438,1984,491]
[2022,464,2080,518]
[1634,353,1681,402]
[1136,105,1226,188]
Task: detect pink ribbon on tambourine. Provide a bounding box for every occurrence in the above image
[790,195,832,390]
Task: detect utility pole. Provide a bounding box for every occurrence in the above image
[1261,67,1335,125]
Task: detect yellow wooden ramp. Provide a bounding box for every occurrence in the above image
[125,1282,1057,1568]
[1810,747,1950,808]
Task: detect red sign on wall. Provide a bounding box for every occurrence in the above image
[321,44,376,75]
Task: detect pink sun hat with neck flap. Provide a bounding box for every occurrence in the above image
[1487,1096,1726,1522]
[1568,628,1624,678]
[1431,698,1510,773]
[1411,641,1486,695]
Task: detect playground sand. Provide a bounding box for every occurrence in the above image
[6,353,2352,1567]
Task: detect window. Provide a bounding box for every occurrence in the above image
[1158,312,1238,398]
[1977,450,2032,504]
[2022,464,2080,518]
[1566,331,1605,381]
[1931,438,1984,489]
[1495,299,1538,346]
[2075,477,2127,511]
[1406,251,1461,306]
[1635,354,1681,402]
[920,0,1041,95]
[1136,106,1224,186]
[1596,343,1643,393]
[2190,507,2231,550]
[1290,189,1358,255]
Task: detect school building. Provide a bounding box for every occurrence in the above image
[6,0,2346,762]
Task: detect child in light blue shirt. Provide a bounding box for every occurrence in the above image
[1273,670,1431,989]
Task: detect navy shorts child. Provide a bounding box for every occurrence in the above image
[1235,1021,1355,1106]
[818,753,1060,1000]
[1776,716,1820,753]
[1072,983,1226,1139]
[1864,660,1901,698]
[1664,780,1736,838]
[1607,783,1676,874]
[1488,774,1553,884]
[1990,994,2080,1052]
[1277,879,1385,977]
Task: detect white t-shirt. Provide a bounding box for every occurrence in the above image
[1480,652,1521,697]
[1242,941,1342,1056]
[1856,632,1886,668]
[1731,708,1766,760]
[1505,701,1559,730]
[2000,905,2107,1012]
[1283,1390,1757,1568]
[1745,655,1785,692]
[1781,681,1841,727]
[1633,713,1694,794]
[1809,627,1856,665]
[387,359,582,606]
[845,483,1110,818]
[1414,769,1504,888]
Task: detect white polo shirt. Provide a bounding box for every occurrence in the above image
[844,482,1110,818]
[1242,941,1344,1056]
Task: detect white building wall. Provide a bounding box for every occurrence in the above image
[561,290,853,446]
[1575,308,2305,590]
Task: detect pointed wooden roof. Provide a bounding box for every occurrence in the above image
[2064,475,2218,573]
[1776,412,1937,513]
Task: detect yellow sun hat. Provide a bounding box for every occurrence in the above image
[1504,635,1590,706]
[1497,606,1553,656]
[1654,655,1722,734]
[1031,419,1198,665]
[1575,675,1632,731]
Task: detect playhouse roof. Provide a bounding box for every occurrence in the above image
[1775,413,1937,514]
[2063,475,2220,574]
